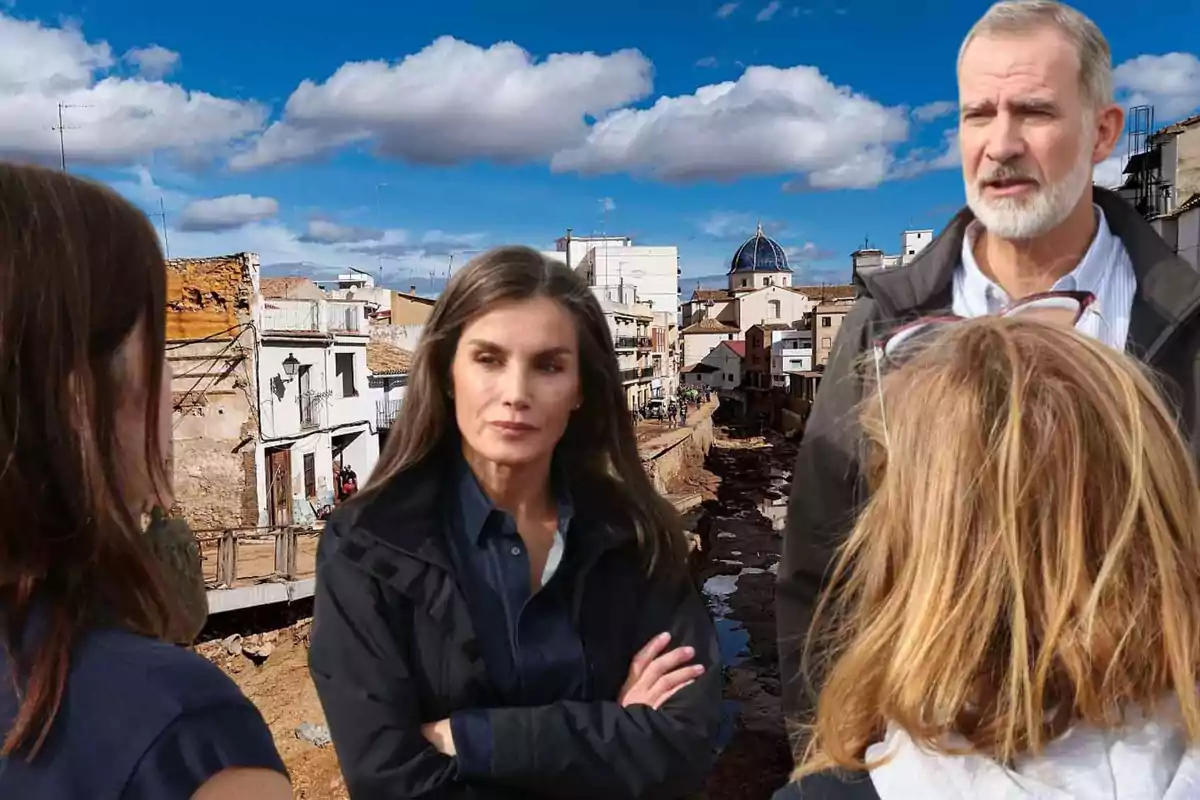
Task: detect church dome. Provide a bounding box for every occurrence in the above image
[729,223,790,274]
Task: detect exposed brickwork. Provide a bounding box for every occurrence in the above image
[166,254,255,341]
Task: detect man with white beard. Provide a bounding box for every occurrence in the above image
[776,0,1200,769]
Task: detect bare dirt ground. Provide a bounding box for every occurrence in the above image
[196,620,347,800]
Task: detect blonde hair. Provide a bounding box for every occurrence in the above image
[796,316,1200,777]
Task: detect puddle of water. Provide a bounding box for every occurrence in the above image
[758,498,788,531]
[715,617,750,667]
[714,698,741,749]
[703,573,739,616]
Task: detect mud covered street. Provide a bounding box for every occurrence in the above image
[700,430,795,799]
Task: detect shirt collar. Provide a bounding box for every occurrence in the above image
[959,204,1115,312]
[457,455,575,547]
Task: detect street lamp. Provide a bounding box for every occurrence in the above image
[282,353,300,382]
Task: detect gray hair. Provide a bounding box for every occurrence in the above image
[958,0,1114,109]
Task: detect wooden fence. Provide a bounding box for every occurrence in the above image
[191,525,321,590]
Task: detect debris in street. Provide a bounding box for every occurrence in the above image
[701,427,796,800]
[295,722,332,748]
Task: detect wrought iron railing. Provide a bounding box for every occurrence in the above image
[300,392,321,428]
[376,398,402,428]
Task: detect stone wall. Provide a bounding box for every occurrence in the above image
[641,404,716,495]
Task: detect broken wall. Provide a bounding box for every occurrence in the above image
[167,253,262,531]
[1178,124,1200,201]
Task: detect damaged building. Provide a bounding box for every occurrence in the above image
[167,254,380,536]
[167,253,261,531]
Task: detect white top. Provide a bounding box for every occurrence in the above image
[867,696,1200,799]
[952,205,1136,351]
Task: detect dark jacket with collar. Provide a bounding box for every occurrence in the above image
[308,451,723,800]
[776,187,1200,731]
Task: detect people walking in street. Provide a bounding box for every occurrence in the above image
[777,316,1200,798]
[0,163,290,800]
[309,245,722,799]
[777,0,1200,749]
[667,401,678,428]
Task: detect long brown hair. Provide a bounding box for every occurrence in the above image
[0,162,184,757]
[797,316,1200,775]
[363,245,685,573]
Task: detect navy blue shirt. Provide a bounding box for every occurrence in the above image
[0,623,287,799]
[446,460,589,773]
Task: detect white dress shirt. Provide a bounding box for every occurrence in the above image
[951,205,1136,351]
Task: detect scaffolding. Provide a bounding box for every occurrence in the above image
[1125,104,1162,217]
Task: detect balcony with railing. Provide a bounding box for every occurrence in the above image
[637,337,652,351]
[376,398,402,428]
[620,367,639,383]
[639,366,654,378]
[614,336,638,349]
[300,391,322,429]
[263,299,320,333]
[327,301,364,334]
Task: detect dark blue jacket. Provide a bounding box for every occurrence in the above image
[0,624,285,799]
[308,453,723,799]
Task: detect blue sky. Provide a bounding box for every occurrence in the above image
[2,0,1198,293]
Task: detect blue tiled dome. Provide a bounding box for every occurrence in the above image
[729,223,790,274]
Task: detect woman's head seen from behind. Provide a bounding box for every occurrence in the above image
[370,245,683,572]
[801,315,1200,774]
[0,162,181,756]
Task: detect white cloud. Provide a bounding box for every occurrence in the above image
[124,44,179,79]
[695,56,719,68]
[884,127,960,182]
[0,12,265,167]
[715,2,739,18]
[1093,153,1126,189]
[551,64,909,189]
[912,100,956,122]
[108,164,192,210]
[756,1,782,21]
[229,36,652,171]
[299,218,385,244]
[1114,52,1200,122]
[600,197,616,213]
[786,241,836,262]
[699,211,787,239]
[178,194,280,231]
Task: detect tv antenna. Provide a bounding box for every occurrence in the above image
[51,103,92,172]
[149,197,171,259]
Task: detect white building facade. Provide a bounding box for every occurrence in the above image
[257,295,378,528]
[770,329,814,386]
[591,284,657,408]
[545,233,681,320]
